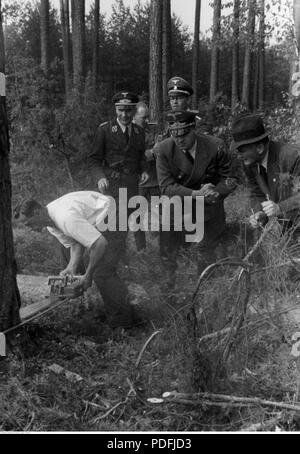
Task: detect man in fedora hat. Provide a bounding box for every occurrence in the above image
[156,111,237,286]
[231,113,300,229]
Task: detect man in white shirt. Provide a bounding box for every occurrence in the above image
[16,191,139,329]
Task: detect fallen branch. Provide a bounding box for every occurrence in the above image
[162,391,300,412]
[148,397,255,409]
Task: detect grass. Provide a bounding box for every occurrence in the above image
[3,187,300,432]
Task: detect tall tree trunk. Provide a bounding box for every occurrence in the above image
[209,0,221,105]
[149,0,163,128]
[92,0,100,92]
[241,0,256,109]
[192,0,201,110]
[253,51,259,111]
[293,0,300,141]
[258,0,265,110]
[0,0,21,332]
[60,0,71,98]
[231,0,240,110]
[162,0,172,109]
[40,0,50,74]
[71,0,85,94]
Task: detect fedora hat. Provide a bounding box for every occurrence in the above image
[232,114,270,149]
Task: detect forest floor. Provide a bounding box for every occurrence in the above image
[2,190,300,432]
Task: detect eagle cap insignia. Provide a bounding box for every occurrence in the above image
[173,79,179,89]
[122,92,129,98]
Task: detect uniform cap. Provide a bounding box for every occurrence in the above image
[167,76,193,96]
[113,91,139,106]
[166,111,197,136]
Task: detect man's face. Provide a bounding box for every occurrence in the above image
[237,142,265,167]
[169,94,189,112]
[134,107,149,128]
[171,127,196,151]
[116,106,135,126]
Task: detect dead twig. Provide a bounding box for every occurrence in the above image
[135,330,163,368]
[23,411,35,431]
[91,397,130,423]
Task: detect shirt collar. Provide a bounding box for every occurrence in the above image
[261,150,268,170]
[117,119,132,134]
[187,139,197,160]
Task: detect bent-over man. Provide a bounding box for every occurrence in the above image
[16,191,141,329]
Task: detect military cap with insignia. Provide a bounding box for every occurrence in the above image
[166,111,197,136]
[112,91,139,106]
[167,76,193,96]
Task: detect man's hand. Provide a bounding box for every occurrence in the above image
[73,274,93,293]
[97,177,109,194]
[140,171,149,184]
[60,267,76,278]
[192,184,219,204]
[249,211,267,228]
[261,200,280,217]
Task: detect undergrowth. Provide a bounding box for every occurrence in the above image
[3,189,300,432]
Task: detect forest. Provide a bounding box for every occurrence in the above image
[1,0,300,434]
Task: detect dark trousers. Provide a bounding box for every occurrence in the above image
[60,230,134,328]
[160,216,227,277]
[133,185,163,252]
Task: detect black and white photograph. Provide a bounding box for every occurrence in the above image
[0,0,300,436]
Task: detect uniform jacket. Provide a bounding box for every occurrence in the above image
[139,125,161,188]
[244,141,300,220]
[156,133,237,222]
[89,119,146,183]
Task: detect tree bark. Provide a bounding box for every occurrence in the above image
[258,0,265,110]
[293,0,300,141]
[192,0,201,110]
[0,0,21,331]
[253,51,259,111]
[92,0,100,92]
[40,0,50,74]
[294,0,300,49]
[162,0,172,109]
[149,0,163,128]
[71,0,85,94]
[231,0,240,110]
[209,0,221,105]
[60,0,72,98]
[241,0,256,109]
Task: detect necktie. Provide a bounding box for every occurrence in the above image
[257,163,270,199]
[124,126,129,144]
[259,164,268,183]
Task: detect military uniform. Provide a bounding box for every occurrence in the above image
[89,118,146,201]
[133,123,162,251]
[86,91,146,328]
[156,112,237,277]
